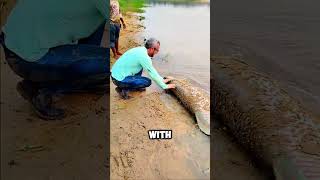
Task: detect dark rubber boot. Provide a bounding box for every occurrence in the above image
[17,81,65,120]
[136,88,146,92]
[115,87,131,99]
[16,80,38,101]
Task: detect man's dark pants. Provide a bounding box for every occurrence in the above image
[111,69,152,92]
[110,22,120,48]
[0,21,108,119]
[0,21,109,93]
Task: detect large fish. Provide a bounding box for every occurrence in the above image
[212,57,320,179]
[169,79,210,135]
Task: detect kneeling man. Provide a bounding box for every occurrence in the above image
[111,38,175,99]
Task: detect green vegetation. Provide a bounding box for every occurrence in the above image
[149,0,207,2]
[147,0,209,5]
[118,0,209,13]
[119,0,146,13]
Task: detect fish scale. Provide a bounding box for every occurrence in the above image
[170,79,210,135]
[212,57,320,180]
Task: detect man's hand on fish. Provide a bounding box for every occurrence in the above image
[166,83,176,89]
[163,76,175,84]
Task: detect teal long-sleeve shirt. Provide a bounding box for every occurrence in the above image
[3,0,108,62]
[111,47,168,89]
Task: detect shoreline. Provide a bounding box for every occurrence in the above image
[110,13,211,179]
[110,12,269,180]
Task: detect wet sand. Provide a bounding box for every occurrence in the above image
[110,86,210,179]
[110,14,209,179]
[1,46,108,180]
[110,13,211,179]
[212,128,270,180]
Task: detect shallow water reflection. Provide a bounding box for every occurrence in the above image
[142,1,210,91]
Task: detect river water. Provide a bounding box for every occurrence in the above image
[142,0,210,91]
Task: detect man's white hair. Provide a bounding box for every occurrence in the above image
[145,38,160,49]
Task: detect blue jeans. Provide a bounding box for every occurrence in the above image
[111,70,152,90]
[110,23,120,48]
[1,21,109,92]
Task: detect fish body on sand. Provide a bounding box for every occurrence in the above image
[170,79,210,135]
[212,57,320,180]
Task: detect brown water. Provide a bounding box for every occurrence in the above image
[142,1,210,91]
[213,0,320,118]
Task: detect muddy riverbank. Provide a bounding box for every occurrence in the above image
[110,13,211,179]
[110,12,270,179]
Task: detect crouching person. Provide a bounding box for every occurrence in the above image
[111,38,175,99]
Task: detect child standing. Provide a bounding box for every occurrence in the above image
[110,0,126,59]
